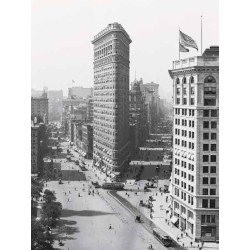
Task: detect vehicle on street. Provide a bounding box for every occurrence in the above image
[59,179,62,184]
[102,182,124,190]
[153,227,173,247]
[75,160,79,165]
[92,181,101,188]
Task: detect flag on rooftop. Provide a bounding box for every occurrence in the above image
[179,42,189,52]
[180,30,198,50]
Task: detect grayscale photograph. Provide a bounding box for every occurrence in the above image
[31,1,219,249]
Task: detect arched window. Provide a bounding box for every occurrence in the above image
[176,78,180,84]
[190,76,194,83]
[204,75,216,83]
[182,77,187,84]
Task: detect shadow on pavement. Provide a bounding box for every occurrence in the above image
[61,209,115,218]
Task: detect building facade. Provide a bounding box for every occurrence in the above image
[92,23,132,171]
[168,46,219,242]
[68,87,93,99]
[129,80,149,152]
[31,92,49,124]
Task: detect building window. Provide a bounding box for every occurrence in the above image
[210,189,216,195]
[202,199,208,208]
[203,155,209,162]
[203,133,209,140]
[203,166,209,173]
[202,189,209,195]
[210,177,216,184]
[210,199,216,208]
[177,98,180,104]
[176,88,180,95]
[211,110,217,117]
[183,98,187,105]
[203,144,209,151]
[203,121,209,128]
[210,155,217,162]
[190,98,195,105]
[190,87,195,94]
[203,177,209,184]
[211,133,217,140]
[211,144,217,151]
[190,76,194,84]
[183,77,187,84]
[183,88,187,95]
[204,98,216,106]
[176,78,180,84]
[211,121,217,129]
[210,166,216,173]
[203,110,209,117]
[204,76,216,83]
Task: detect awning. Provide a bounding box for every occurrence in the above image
[113,172,120,176]
[107,171,111,175]
[170,216,179,224]
[110,173,115,178]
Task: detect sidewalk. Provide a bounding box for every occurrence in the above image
[117,188,219,250]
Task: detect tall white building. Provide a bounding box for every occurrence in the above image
[92,23,132,171]
[168,46,219,242]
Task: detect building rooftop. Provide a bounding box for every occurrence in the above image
[92,22,132,43]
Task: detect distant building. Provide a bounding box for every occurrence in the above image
[129,80,149,152]
[92,23,132,171]
[31,91,49,124]
[168,46,219,242]
[131,78,159,133]
[31,123,48,174]
[68,87,93,99]
[74,123,93,159]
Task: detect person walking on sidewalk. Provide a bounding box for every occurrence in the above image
[190,241,193,247]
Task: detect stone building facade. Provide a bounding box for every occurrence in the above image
[92,23,132,171]
[168,46,219,242]
[31,92,49,124]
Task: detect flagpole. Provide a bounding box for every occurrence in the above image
[201,16,203,56]
[179,27,180,60]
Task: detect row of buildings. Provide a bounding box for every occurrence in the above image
[91,23,219,242]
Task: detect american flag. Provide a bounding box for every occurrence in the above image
[180,30,198,51]
[179,42,189,52]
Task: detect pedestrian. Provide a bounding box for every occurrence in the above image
[197,244,199,248]
[181,233,183,238]
[182,243,184,247]
[138,187,139,190]
[201,242,204,247]
[156,193,157,196]
[67,198,69,202]
[190,241,193,247]
[128,194,130,197]
[161,192,163,196]
[177,236,179,241]
[109,224,112,229]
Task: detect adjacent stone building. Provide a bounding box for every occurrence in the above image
[168,46,219,242]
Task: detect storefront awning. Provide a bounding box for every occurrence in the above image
[170,216,179,224]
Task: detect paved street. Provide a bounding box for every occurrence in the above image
[45,180,169,250]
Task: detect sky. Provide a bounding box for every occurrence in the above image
[31,0,219,100]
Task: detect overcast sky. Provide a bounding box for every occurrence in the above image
[31,0,219,100]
